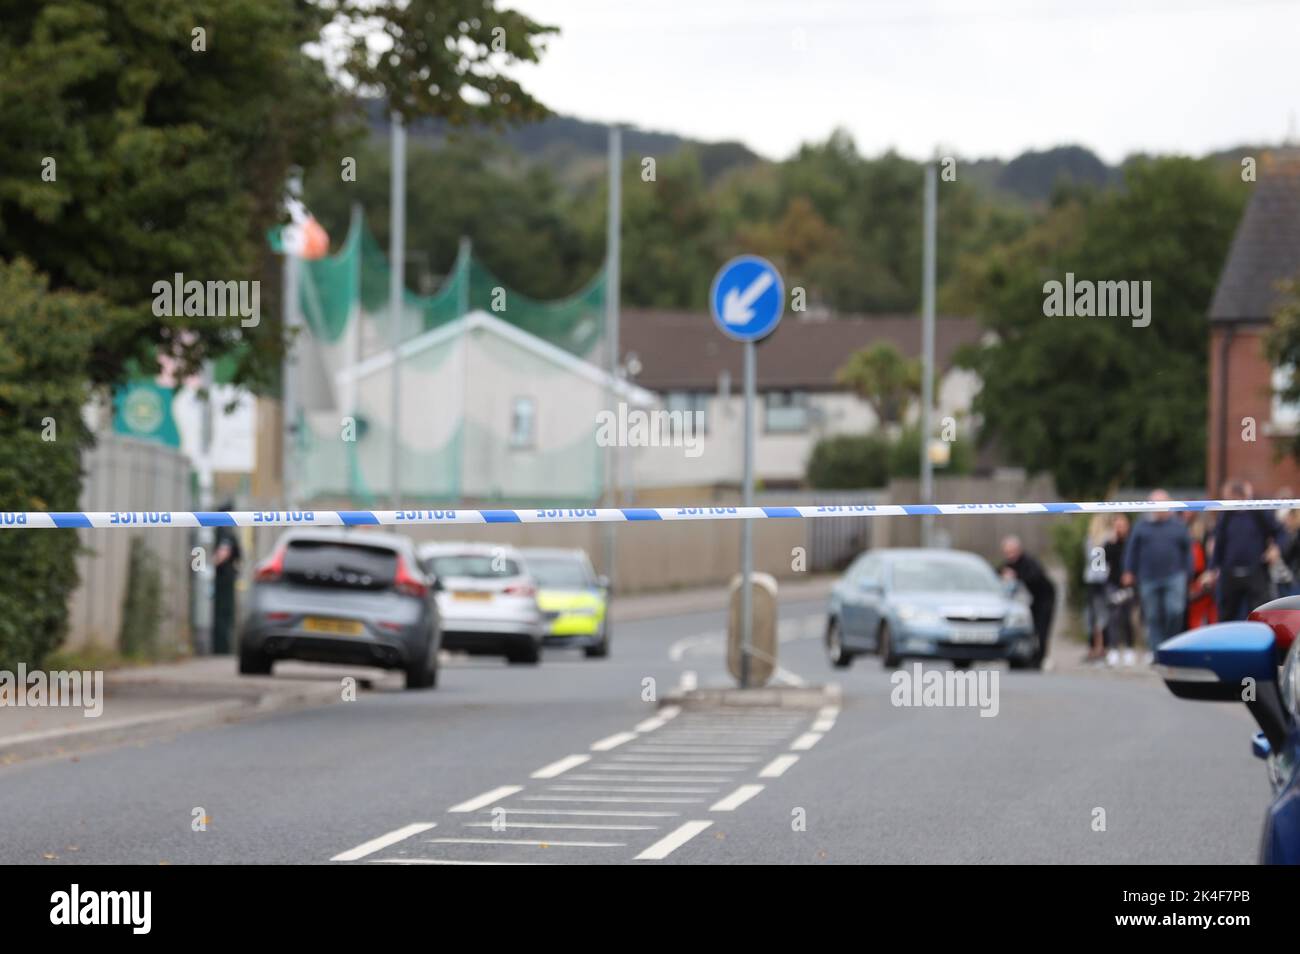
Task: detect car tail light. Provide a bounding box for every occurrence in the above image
[1247,599,1300,656]
[263,611,292,622]
[378,621,404,632]
[393,555,428,599]
[254,546,286,582]
[504,583,536,597]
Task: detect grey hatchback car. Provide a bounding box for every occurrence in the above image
[238,529,441,689]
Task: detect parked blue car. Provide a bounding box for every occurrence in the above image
[1155,621,1300,864]
[826,548,1036,669]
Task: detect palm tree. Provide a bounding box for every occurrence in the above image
[835,342,921,429]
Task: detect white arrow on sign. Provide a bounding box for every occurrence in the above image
[721,271,775,325]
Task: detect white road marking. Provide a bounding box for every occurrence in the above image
[812,717,836,732]
[428,837,625,848]
[635,820,713,860]
[448,785,523,813]
[592,763,745,773]
[331,822,436,861]
[548,784,721,794]
[372,858,540,866]
[523,795,704,804]
[590,731,637,752]
[759,754,800,778]
[531,754,591,779]
[773,667,808,687]
[465,821,658,831]
[635,706,681,733]
[613,755,759,764]
[484,808,678,817]
[678,670,698,691]
[710,784,765,812]
[790,732,823,751]
[818,705,841,720]
[565,774,736,784]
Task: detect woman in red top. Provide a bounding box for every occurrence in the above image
[1185,513,1217,630]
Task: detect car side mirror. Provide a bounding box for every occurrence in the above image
[429,575,443,592]
[1002,579,1020,599]
[1155,622,1289,752]
[858,578,882,594]
[596,575,610,591]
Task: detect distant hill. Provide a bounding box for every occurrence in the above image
[362,100,762,186]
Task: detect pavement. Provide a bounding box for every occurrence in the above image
[0,573,1267,864]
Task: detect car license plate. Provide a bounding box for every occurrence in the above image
[453,591,493,601]
[301,617,364,636]
[947,625,999,644]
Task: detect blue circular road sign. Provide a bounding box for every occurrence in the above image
[710,255,784,343]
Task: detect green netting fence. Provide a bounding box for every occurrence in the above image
[292,211,609,506]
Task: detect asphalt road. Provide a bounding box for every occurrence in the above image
[0,597,1268,864]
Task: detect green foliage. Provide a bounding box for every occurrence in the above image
[1267,277,1300,463]
[0,0,554,394]
[806,434,892,489]
[0,259,99,669]
[836,343,921,425]
[887,426,973,479]
[955,157,1246,497]
[119,536,163,659]
[806,426,972,489]
[1050,514,1091,613]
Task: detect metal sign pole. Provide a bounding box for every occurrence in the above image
[740,338,755,689]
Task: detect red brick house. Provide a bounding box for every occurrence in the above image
[1207,150,1300,495]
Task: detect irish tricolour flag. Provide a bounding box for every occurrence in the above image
[268,197,329,259]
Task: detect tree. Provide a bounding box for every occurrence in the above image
[956,157,1246,497]
[0,260,101,669]
[0,0,556,393]
[836,343,921,427]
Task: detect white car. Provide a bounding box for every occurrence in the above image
[417,542,545,664]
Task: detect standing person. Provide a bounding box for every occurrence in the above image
[211,500,243,655]
[1184,512,1218,630]
[1122,489,1192,659]
[1104,515,1137,667]
[1205,479,1281,621]
[1082,515,1113,663]
[1000,535,1056,669]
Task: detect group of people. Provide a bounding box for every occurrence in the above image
[1081,481,1297,666]
[997,480,1300,669]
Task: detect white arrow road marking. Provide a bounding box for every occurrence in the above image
[331,822,436,861]
[722,271,775,324]
[635,820,714,860]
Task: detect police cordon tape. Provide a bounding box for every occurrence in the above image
[0,498,1297,529]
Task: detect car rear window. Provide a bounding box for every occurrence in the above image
[526,557,591,588]
[426,555,521,579]
[283,540,398,590]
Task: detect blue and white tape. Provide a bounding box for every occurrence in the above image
[0,499,1296,530]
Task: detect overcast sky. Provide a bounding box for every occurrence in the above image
[507,0,1300,162]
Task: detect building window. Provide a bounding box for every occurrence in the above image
[764,390,809,433]
[664,391,708,435]
[510,396,536,449]
[1272,366,1300,434]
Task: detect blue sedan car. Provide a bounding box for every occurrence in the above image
[1155,618,1300,864]
[826,548,1036,669]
